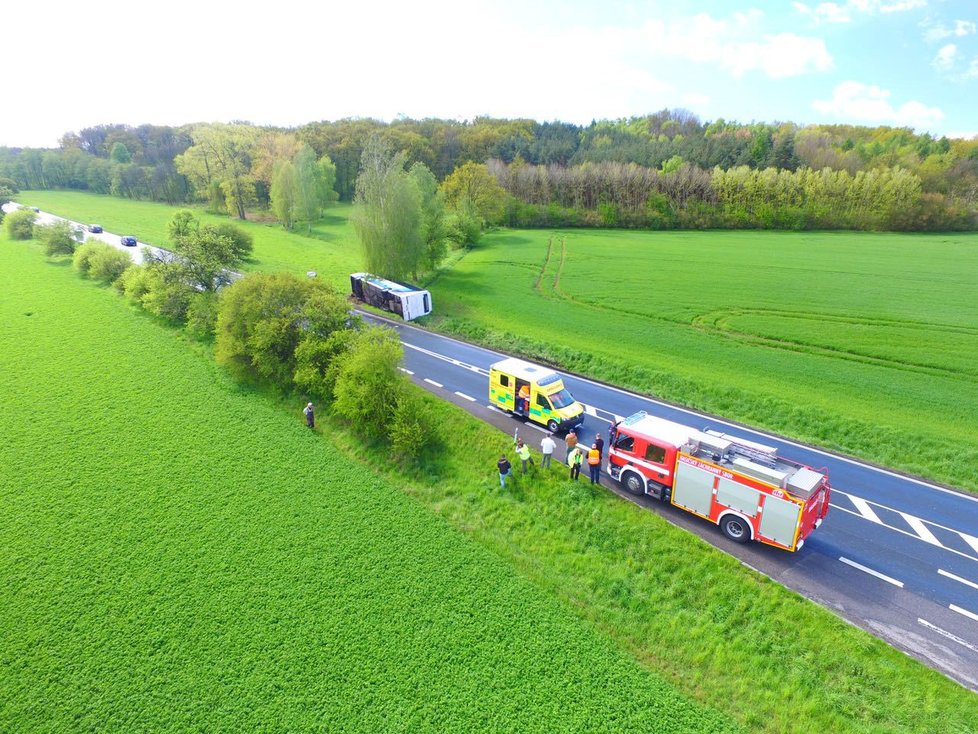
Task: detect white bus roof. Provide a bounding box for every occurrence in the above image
[490,358,561,383]
[351,272,426,294]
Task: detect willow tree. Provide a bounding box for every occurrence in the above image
[350,135,422,280]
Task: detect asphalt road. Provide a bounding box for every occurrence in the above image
[363,312,978,692]
[9,203,976,690]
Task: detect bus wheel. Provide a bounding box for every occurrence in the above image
[547,419,559,433]
[622,471,644,496]
[720,515,751,543]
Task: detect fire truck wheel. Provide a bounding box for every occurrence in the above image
[621,471,645,496]
[720,515,751,543]
[547,419,560,433]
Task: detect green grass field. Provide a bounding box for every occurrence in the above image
[17,190,361,289]
[6,211,978,732]
[0,238,736,732]
[429,228,978,491]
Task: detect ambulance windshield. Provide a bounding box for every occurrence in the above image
[548,388,576,409]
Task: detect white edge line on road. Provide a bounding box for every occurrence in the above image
[918,618,978,653]
[454,391,476,402]
[839,557,904,587]
[399,368,414,375]
[950,604,978,622]
[423,378,443,388]
[938,569,978,591]
[829,505,978,564]
[377,310,978,504]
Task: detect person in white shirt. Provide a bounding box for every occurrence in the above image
[540,434,556,469]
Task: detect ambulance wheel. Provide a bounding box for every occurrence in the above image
[547,419,559,433]
[622,471,645,496]
[720,515,751,544]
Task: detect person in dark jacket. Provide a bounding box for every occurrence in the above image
[304,402,315,428]
[594,433,604,460]
[497,454,513,488]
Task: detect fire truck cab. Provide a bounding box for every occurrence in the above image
[609,412,830,551]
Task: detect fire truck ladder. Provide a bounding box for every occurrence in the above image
[702,428,779,468]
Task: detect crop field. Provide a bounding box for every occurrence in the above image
[430,228,978,492]
[16,190,360,288]
[15,191,978,491]
[0,239,733,732]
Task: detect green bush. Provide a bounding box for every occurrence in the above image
[388,385,440,464]
[74,242,131,284]
[293,328,358,401]
[5,208,36,240]
[185,291,219,340]
[331,325,404,438]
[36,220,77,256]
[117,263,193,322]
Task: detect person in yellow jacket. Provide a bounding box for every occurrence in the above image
[515,438,533,474]
[568,446,584,481]
[587,443,601,484]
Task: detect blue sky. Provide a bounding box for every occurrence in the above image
[4,0,976,148]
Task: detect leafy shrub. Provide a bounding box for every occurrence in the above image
[209,222,253,260]
[330,325,404,438]
[185,291,219,340]
[36,220,77,256]
[89,248,133,285]
[74,242,131,284]
[293,328,358,401]
[5,208,36,240]
[388,386,440,463]
[215,272,349,385]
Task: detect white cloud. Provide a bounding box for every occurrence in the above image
[933,44,958,70]
[797,0,926,23]
[812,81,944,129]
[794,2,852,24]
[640,15,833,78]
[924,19,977,42]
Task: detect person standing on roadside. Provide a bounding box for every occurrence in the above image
[594,433,605,461]
[587,443,601,484]
[515,439,533,474]
[304,402,315,429]
[569,446,584,481]
[540,434,556,469]
[497,454,512,488]
[565,429,578,462]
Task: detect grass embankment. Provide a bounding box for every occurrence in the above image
[0,238,731,732]
[4,230,978,732]
[16,190,360,289]
[428,228,978,492]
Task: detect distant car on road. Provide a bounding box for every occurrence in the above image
[88,224,103,233]
[30,207,40,213]
[120,236,137,247]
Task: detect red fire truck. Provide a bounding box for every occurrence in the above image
[608,411,830,551]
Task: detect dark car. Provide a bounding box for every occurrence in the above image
[30,207,40,213]
[88,224,103,233]
[121,236,138,247]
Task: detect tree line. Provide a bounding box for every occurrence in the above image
[1,111,975,231]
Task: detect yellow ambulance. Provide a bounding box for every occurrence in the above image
[489,358,585,433]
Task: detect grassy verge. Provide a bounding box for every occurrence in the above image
[4,228,977,732]
[321,389,978,733]
[0,237,733,732]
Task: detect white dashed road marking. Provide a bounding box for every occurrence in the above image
[939,569,978,591]
[950,604,978,623]
[423,378,443,388]
[454,391,476,402]
[839,557,904,587]
[399,368,414,375]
